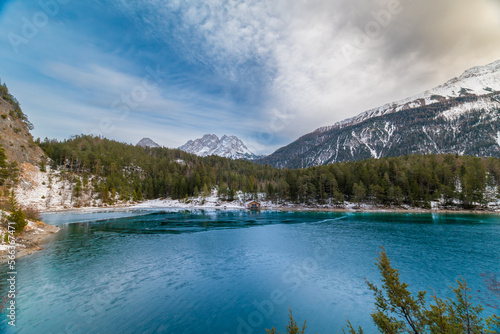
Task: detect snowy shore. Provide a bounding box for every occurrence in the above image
[40,193,500,215]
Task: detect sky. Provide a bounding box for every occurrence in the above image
[0,0,500,155]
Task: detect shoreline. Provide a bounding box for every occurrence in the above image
[39,200,500,215]
[0,220,60,263]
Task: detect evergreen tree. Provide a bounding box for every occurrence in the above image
[0,143,9,186]
[353,182,367,204]
[269,250,500,334]
[344,249,500,334]
[6,191,27,233]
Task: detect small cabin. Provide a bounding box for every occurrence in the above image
[246,201,261,210]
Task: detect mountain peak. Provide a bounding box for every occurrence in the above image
[202,134,219,139]
[457,59,500,80]
[136,138,160,148]
[179,134,259,160]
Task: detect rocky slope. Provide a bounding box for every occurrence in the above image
[179,134,259,160]
[0,85,100,211]
[0,87,60,259]
[0,96,44,166]
[259,60,500,168]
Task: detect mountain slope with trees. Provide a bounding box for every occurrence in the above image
[258,60,500,169]
[38,135,500,210]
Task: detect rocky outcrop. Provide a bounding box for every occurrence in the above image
[0,97,44,166]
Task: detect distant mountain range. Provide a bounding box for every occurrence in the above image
[258,59,500,168]
[179,134,260,160]
[136,137,160,148]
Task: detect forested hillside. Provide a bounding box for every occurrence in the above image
[40,135,500,209]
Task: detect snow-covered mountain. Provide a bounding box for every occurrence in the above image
[317,59,500,133]
[179,134,259,160]
[259,59,500,168]
[136,137,160,148]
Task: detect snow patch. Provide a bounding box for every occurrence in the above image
[439,99,500,120]
[15,162,106,211]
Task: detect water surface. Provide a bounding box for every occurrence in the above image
[1,210,499,333]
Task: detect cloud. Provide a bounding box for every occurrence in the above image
[114,0,500,141]
[11,70,254,148]
[10,55,262,149]
[2,0,500,155]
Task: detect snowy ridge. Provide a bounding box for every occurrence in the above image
[317,59,500,133]
[438,97,500,120]
[179,134,259,160]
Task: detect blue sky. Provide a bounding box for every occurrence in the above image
[1,0,500,154]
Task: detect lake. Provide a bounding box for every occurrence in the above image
[1,210,499,333]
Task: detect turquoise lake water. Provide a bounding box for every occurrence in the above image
[1,210,499,333]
